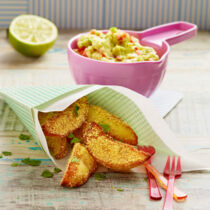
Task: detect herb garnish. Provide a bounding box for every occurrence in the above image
[2,151,12,156]
[68,133,74,139]
[19,134,30,140]
[94,173,106,181]
[144,177,148,182]
[74,105,80,117]
[54,167,62,173]
[68,133,81,144]
[21,158,41,166]
[0,155,2,158]
[117,188,124,192]
[99,123,110,133]
[11,162,20,167]
[70,137,81,144]
[71,156,79,163]
[41,169,54,178]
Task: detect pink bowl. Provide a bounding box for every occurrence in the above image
[67,22,197,97]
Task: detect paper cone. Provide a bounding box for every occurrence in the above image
[0,85,209,172]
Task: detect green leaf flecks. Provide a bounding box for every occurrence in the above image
[94,173,106,181]
[117,188,124,192]
[2,151,12,156]
[71,156,79,163]
[68,133,75,139]
[21,158,41,166]
[99,123,110,133]
[74,105,80,117]
[70,138,81,144]
[54,167,62,173]
[41,170,54,178]
[11,162,20,167]
[19,134,30,140]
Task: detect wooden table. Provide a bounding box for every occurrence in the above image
[0,29,210,210]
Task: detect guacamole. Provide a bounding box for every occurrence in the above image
[75,27,159,63]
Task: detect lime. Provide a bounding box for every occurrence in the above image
[8,14,58,57]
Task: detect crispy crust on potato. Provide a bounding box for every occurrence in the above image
[84,122,151,172]
[46,136,68,159]
[41,96,88,137]
[61,143,97,188]
[38,112,68,159]
[87,105,138,145]
[73,121,91,142]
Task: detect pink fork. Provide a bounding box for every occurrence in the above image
[163,156,182,210]
[137,145,162,200]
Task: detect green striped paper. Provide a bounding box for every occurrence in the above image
[0,85,177,169]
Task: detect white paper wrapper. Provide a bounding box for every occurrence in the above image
[29,85,209,172]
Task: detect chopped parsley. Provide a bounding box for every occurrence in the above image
[94,173,106,181]
[54,167,62,173]
[99,123,110,133]
[11,162,20,167]
[71,156,79,163]
[19,134,30,140]
[68,133,81,144]
[21,158,41,166]
[117,188,124,192]
[68,133,75,139]
[144,177,148,182]
[0,155,2,158]
[74,105,80,117]
[41,169,54,178]
[2,151,12,156]
[70,137,81,144]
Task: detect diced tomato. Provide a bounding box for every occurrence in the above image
[102,52,106,57]
[116,56,121,61]
[90,30,95,34]
[129,36,133,43]
[136,50,142,55]
[134,46,138,51]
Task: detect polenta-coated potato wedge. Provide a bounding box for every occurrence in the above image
[38,112,68,159]
[84,122,151,172]
[61,143,97,188]
[46,136,68,159]
[41,96,89,137]
[73,121,91,142]
[87,105,138,145]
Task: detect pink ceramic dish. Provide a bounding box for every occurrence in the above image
[67,22,197,97]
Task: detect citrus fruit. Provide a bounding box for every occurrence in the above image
[8,14,58,57]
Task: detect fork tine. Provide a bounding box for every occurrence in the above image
[176,156,182,178]
[163,156,170,178]
[171,156,176,176]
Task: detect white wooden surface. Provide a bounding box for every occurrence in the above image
[0,29,210,210]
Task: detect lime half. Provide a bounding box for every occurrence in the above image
[9,15,58,57]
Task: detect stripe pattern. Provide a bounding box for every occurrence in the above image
[1,0,210,30]
[0,0,209,30]
[0,85,175,157]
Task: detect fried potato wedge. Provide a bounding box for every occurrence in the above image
[87,105,138,145]
[84,122,151,172]
[46,136,68,159]
[61,143,97,188]
[41,96,88,137]
[38,112,68,159]
[73,121,91,142]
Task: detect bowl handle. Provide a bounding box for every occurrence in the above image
[140,21,197,46]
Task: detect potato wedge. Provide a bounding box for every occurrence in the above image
[84,122,151,172]
[73,121,91,142]
[39,112,69,159]
[41,96,88,137]
[46,136,68,159]
[87,105,137,145]
[61,143,97,188]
